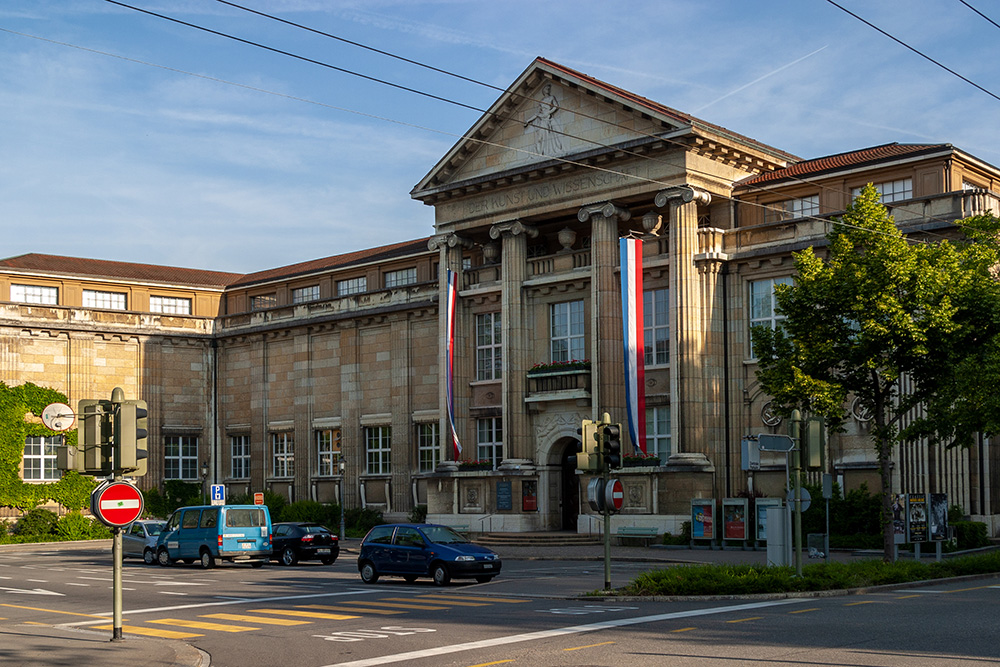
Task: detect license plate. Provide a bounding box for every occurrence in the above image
[239,543,252,549]
[483,564,493,569]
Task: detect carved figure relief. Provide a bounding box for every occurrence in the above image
[523,83,564,156]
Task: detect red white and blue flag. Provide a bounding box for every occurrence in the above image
[446,270,463,458]
[620,238,647,454]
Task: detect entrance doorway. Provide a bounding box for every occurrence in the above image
[560,442,580,530]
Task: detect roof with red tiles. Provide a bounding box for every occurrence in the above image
[228,237,432,288]
[0,254,244,288]
[736,142,953,188]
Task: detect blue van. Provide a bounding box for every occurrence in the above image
[156,504,272,569]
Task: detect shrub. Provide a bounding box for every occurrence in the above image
[281,500,341,528]
[14,508,58,536]
[408,505,428,524]
[55,511,94,541]
[346,507,384,537]
[662,521,691,545]
[953,521,990,550]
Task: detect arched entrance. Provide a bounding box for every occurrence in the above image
[560,440,580,530]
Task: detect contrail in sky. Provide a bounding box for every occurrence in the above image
[693,46,828,113]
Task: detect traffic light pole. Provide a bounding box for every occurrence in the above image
[111,388,125,641]
[603,462,611,591]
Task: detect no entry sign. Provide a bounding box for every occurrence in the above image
[92,481,144,528]
[604,478,624,512]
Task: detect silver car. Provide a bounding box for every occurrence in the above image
[123,520,166,565]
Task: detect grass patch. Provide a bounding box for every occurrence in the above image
[612,550,1000,596]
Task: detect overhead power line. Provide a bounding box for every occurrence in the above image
[959,0,1000,32]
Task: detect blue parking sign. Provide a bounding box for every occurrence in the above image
[211,484,225,505]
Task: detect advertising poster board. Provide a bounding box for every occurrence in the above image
[929,493,948,541]
[722,498,748,541]
[755,498,783,542]
[521,480,538,512]
[907,493,928,542]
[892,493,906,544]
[691,499,715,540]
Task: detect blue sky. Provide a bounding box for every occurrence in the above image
[2,1,999,273]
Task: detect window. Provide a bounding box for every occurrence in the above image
[316,429,341,476]
[417,423,440,472]
[23,435,61,481]
[550,300,585,362]
[365,426,391,474]
[150,296,191,315]
[292,285,320,304]
[852,178,912,204]
[645,407,671,464]
[643,288,669,366]
[749,277,792,358]
[384,268,417,288]
[764,195,819,223]
[231,435,250,479]
[83,289,127,310]
[251,294,277,311]
[271,432,294,478]
[10,284,58,305]
[164,436,199,480]
[337,277,367,296]
[476,312,502,381]
[476,417,503,470]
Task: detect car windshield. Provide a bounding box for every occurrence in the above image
[302,526,329,534]
[421,525,468,544]
[147,523,165,536]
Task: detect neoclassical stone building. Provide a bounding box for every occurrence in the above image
[5,58,1000,535]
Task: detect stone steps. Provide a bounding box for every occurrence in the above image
[473,532,601,547]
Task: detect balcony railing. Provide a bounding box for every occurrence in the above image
[526,368,592,400]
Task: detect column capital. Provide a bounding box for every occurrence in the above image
[577,201,632,223]
[489,220,538,241]
[654,185,712,209]
[427,233,474,251]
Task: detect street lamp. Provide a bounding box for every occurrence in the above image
[338,459,346,540]
[201,461,209,502]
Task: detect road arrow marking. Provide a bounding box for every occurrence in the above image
[0,586,65,596]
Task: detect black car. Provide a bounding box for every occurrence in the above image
[271,522,339,566]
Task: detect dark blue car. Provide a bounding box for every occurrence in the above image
[357,523,501,586]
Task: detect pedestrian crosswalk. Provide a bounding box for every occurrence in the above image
[91,593,529,639]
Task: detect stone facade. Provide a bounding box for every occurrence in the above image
[4,58,1000,535]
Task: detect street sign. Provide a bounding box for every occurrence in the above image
[41,402,75,432]
[604,478,624,512]
[210,484,225,506]
[787,487,812,512]
[92,481,144,528]
[586,478,605,512]
[253,492,264,505]
[757,433,795,451]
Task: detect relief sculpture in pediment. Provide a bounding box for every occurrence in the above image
[523,83,564,157]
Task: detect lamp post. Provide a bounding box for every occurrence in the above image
[338,459,346,540]
[201,461,209,503]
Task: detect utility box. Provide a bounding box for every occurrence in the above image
[766,506,788,567]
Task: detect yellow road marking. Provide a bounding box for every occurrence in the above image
[726,616,762,623]
[298,605,404,616]
[380,596,488,607]
[789,608,820,614]
[149,618,257,632]
[671,627,696,633]
[203,613,310,626]
[468,661,514,667]
[249,609,360,620]
[845,601,880,606]
[896,594,922,599]
[92,624,201,639]
[416,595,527,603]
[0,603,109,619]
[565,641,615,651]
[944,585,995,593]
[321,600,449,611]
[23,621,48,626]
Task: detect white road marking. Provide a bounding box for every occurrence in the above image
[324,599,808,667]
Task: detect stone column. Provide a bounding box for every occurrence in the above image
[428,233,472,468]
[578,202,631,423]
[489,220,537,467]
[655,185,711,457]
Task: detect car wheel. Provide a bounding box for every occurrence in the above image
[403,575,418,583]
[281,547,298,566]
[359,561,379,584]
[157,548,172,567]
[143,548,155,565]
[199,550,215,569]
[475,576,494,584]
[432,563,451,586]
[320,556,336,565]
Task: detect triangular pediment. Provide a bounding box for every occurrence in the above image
[412,58,693,199]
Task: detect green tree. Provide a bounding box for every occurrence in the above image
[752,185,1000,561]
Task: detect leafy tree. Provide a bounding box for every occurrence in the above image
[752,185,1000,561]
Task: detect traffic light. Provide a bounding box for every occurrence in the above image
[575,419,601,471]
[115,399,148,476]
[602,423,622,469]
[73,399,112,475]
